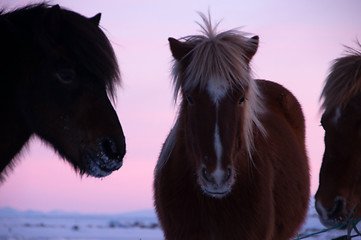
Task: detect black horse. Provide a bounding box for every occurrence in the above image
[0,4,126,181]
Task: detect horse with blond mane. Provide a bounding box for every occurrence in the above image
[154,14,310,240]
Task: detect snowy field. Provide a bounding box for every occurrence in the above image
[0,208,162,240]
[0,198,359,240]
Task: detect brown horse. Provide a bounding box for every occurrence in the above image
[315,44,361,228]
[154,14,310,240]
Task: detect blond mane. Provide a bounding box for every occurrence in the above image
[171,13,265,158]
[321,43,361,113]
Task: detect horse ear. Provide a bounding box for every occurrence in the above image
[44,4,62,35]
[51,4,61,11]
[90,13,101,26]
[245,35,259,62]
[47,4,61,17]
[169,37,193,61]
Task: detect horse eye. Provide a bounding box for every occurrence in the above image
[186,96,194,105]
[239,96,245,104]
[56,69,75,84]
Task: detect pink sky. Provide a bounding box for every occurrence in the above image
[0,0,360,214]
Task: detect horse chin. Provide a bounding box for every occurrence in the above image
[201,186,232,199]
[83,148,123,178]
[316,198,356,228]
[319,215,350,229]
[318,207,354,228]
[197,167,235,199]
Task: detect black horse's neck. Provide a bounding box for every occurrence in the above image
[0,11,33,181]
[0,109,32,181]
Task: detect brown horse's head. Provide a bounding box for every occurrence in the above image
[315,45,361,227]
[316,100,361,227]
[167,14,263,198]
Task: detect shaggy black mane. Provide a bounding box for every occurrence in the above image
[0,3,120,98]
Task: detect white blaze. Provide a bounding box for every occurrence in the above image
[207,77,228,104]
[207,77,228,183]
[213,122,224,183]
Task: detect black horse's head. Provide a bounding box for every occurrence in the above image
[2,4,126,177]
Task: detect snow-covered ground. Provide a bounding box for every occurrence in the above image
[0,198,359,240]
[0,208,162,240]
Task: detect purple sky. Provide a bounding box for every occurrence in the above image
[0,0,360,214]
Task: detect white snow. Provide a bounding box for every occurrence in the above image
[0,209,163,240]
[0,197,360,240]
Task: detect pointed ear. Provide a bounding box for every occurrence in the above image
[51,4,61,11]
[245,35,259,62]
[90,13,101,26]
[44,4,62,36]
[47,4,61,17]
[168,37,193,61]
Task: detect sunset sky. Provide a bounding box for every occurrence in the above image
[0,0,360,214]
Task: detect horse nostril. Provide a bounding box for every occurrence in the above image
[225,167,232,182]
[329,197,345,218]
[202,167,212,183]
[100,137,124,161]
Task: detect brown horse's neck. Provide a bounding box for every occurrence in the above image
[0,103,31,181]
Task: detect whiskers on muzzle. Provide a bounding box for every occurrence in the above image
[198,165,235,199]
[84,136,126,177]
[315,196,356,228]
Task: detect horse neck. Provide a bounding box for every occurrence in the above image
[0,15,33,179]
[0,100,32,179]
[0,64,32,174]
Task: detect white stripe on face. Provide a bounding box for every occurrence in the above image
[207,77,228,183]
[213,122,224,183]
[214,123,222,166]
[207,77,228,104]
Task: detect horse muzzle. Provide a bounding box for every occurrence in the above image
[198,166,235,199]
[84,136,126,177]
[315,196,354,228]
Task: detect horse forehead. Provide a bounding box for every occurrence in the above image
[206,77,229,104]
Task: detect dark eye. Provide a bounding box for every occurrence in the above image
[186,95,194,105]
[56,69,75,84]
[239,96,245,104]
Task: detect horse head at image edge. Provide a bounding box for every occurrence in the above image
[0,4,126,181]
